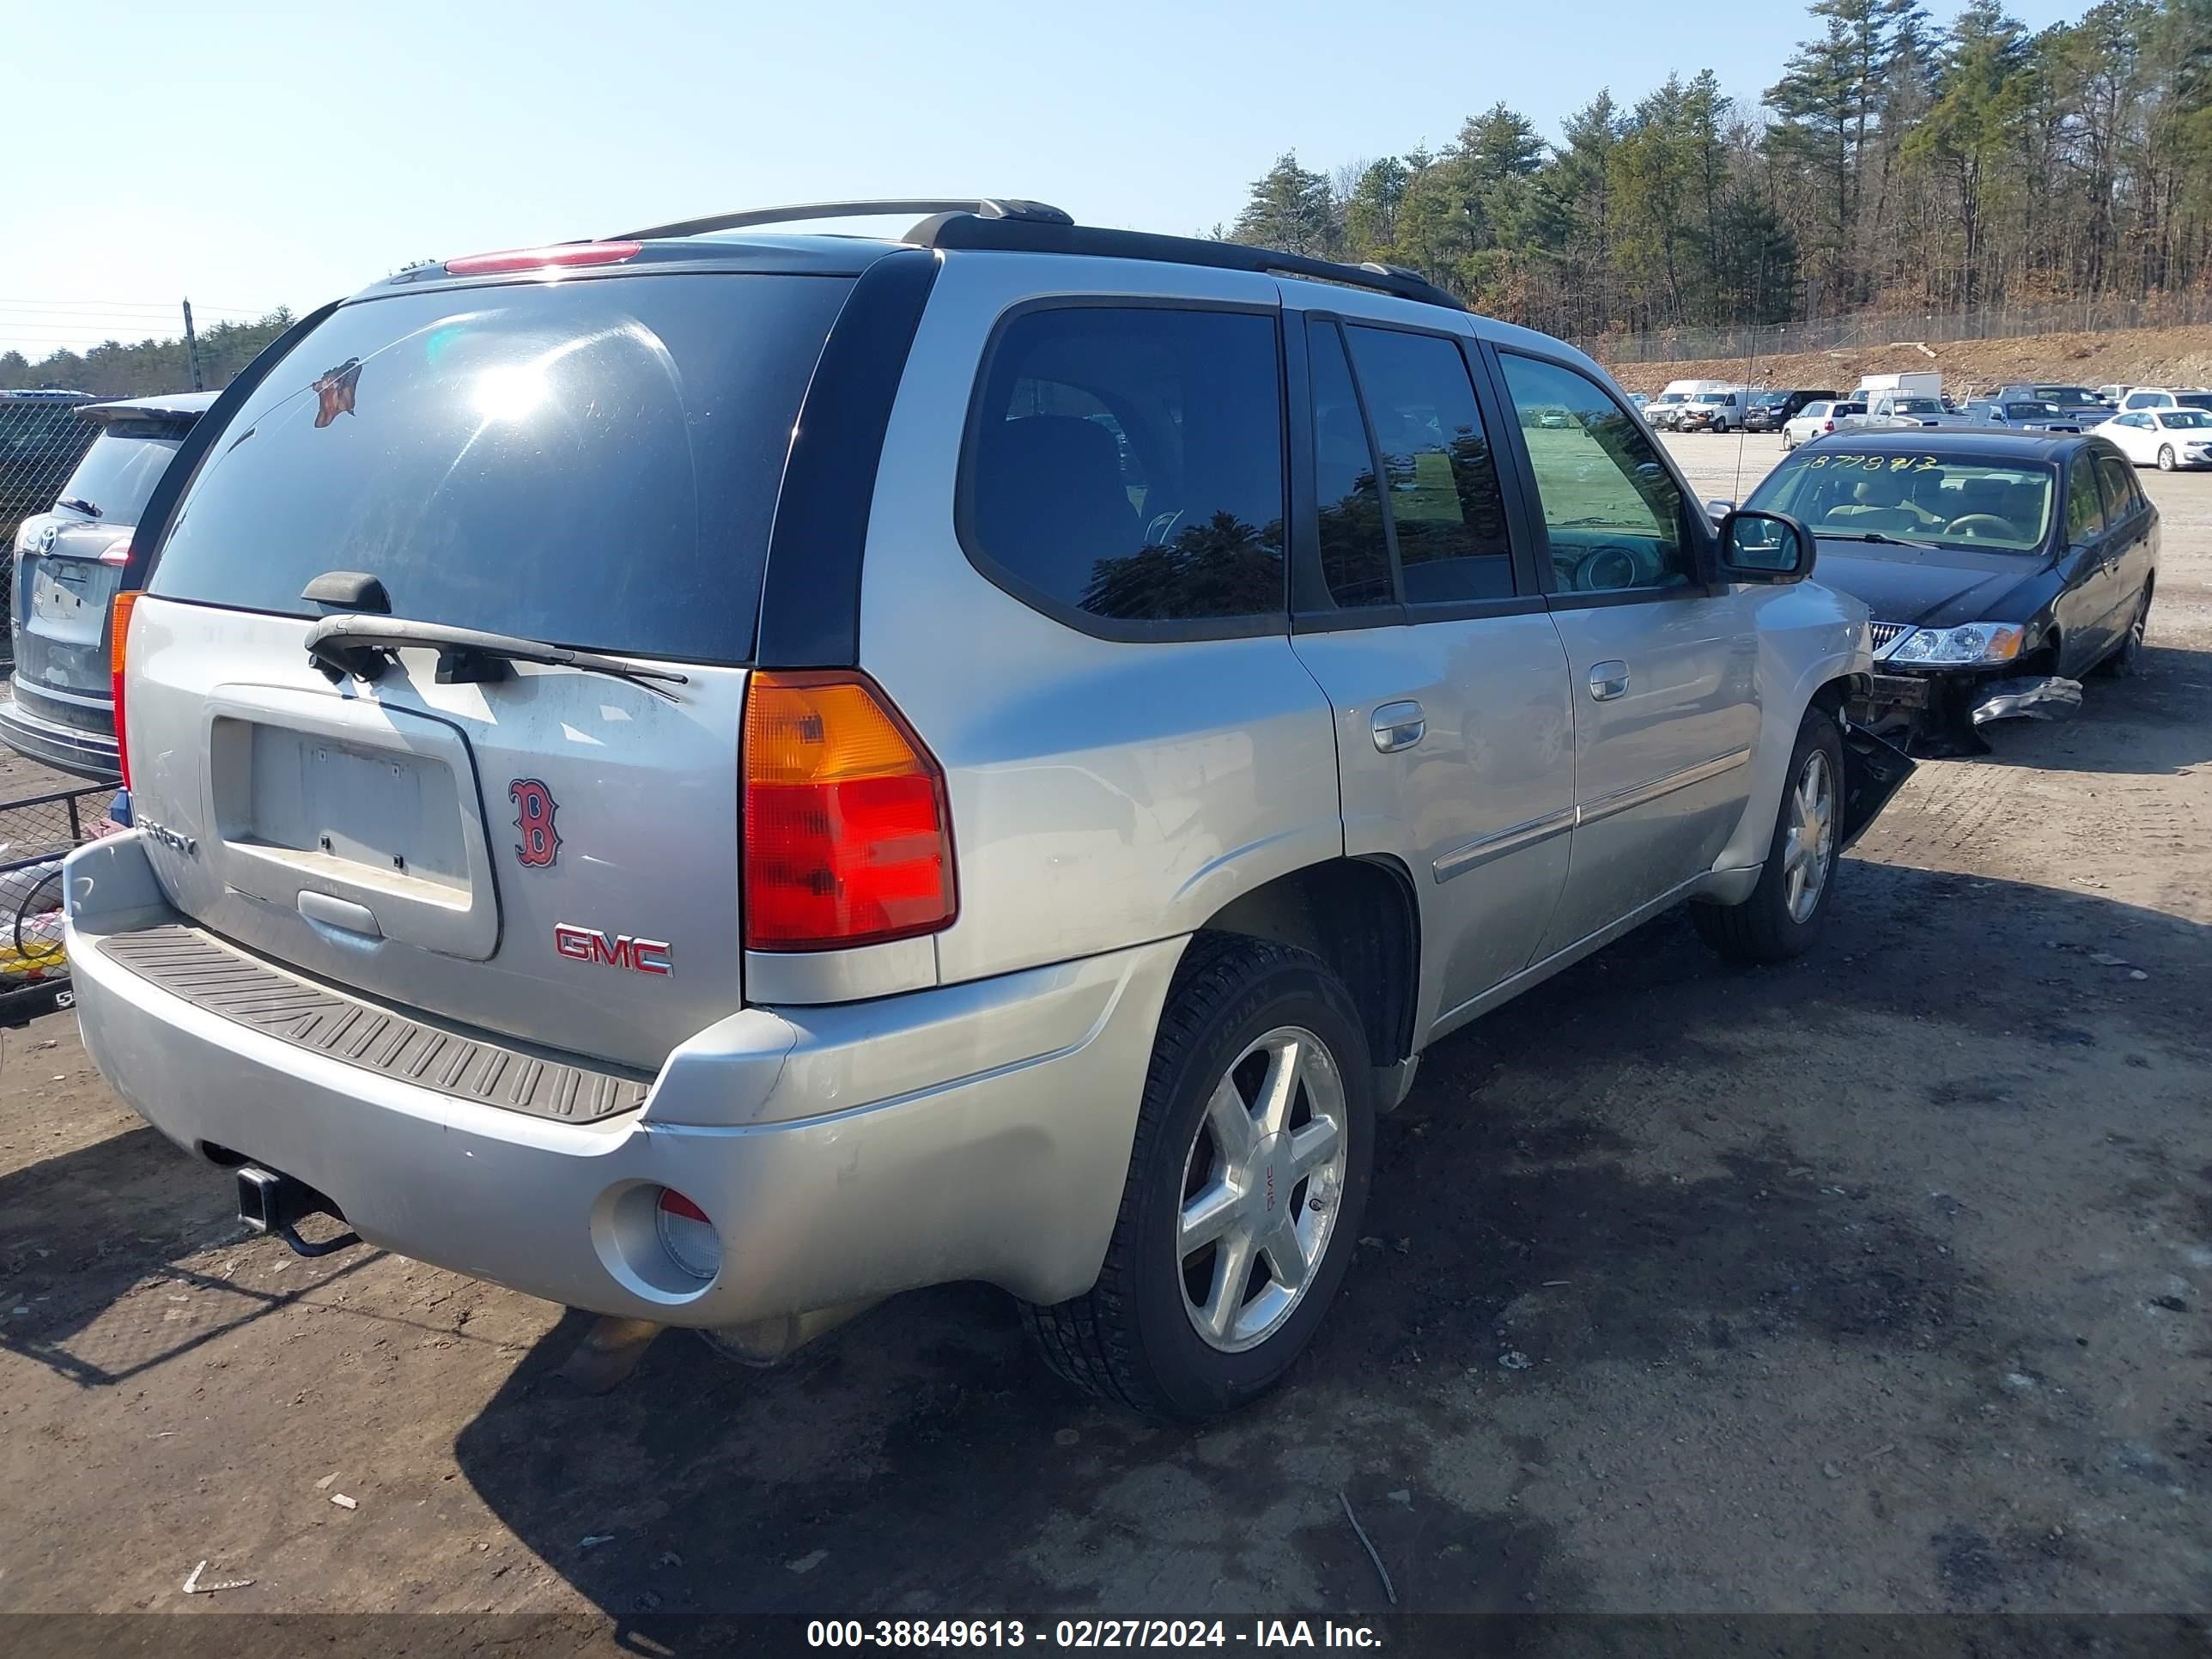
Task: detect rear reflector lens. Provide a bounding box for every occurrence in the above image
[653,1188,720,1280]
[110,589,140,791]
[743,672,956,952]
[442,240,641,276]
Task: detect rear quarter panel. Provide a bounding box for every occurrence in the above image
[857,253,1343,988]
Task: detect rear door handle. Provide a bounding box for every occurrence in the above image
[1371,701,1426,753]
[1589,661,1631,701]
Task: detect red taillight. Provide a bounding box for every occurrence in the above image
[98,537,131,568]
[110,589,140,790]
[441,240,641,276]
[742,672,956,952]
[1822,420,1836,432]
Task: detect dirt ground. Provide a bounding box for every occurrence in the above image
[1609,323,2212,403]
[0,435,2206,1642]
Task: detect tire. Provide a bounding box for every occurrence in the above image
[2157,445,2176,471]
[2094,590,2149,678]
[1693,708,1845,964]
[1022,936,1375,1420]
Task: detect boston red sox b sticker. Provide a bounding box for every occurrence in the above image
[510,779,561,869]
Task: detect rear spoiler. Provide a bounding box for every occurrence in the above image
[127,300,342,578]
[78,400,212,429]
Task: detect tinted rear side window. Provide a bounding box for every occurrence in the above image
[60,426,186,525]
[150,273,852,663]
[963,307,1285,629]
[1343,325,1514,603]
[1309,320,1393,609]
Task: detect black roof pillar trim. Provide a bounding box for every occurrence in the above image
[754,248,941,669]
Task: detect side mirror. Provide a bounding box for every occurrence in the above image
[1705,498,1736,523]
[1717,508,1815,584]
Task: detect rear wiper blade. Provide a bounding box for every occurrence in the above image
[55,495,101,518]
[304,615,689,702]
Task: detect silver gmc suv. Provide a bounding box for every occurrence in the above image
[65,199,1903,1419]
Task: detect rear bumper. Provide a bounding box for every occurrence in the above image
[0,692,119,781]
[64,833,1180,1326]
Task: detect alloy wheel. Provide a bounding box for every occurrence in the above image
[1782,749,1837,925]
[2159,446,2176,471]
[1176,1026,1349,1353]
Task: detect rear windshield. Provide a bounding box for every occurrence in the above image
[149,272,852,663]
[58,425,186,524]
[1891,398,1942,414]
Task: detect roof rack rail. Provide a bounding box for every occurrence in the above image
[902,214,1466,312]
[614,198,1074,242]
[611,197,1463,313]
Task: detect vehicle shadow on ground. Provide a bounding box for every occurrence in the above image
[0,1123,377,1387]
[449,863,2210,1632]
[1977,643,2211,775]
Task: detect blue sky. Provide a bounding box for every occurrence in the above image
[5,0,2091,356]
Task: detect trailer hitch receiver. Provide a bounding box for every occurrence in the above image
[236,1165,362,1258]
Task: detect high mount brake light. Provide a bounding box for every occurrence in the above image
[442,241,642,276]
[742,672,956,952]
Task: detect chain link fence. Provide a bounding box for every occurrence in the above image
[1584,291,2212,367]
[1,393,102,675]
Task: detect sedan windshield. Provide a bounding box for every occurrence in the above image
[1744,451,2055,553]
[2159,410,2212,429]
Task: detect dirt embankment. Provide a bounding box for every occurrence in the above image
[1607,324,2212,398]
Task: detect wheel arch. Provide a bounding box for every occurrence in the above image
[1188,855,1421,1077]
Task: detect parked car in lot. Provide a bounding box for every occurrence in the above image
[1854,393,1971,430]
[2118,386,2212,414]
[1782,400,1867,450]
[1735,430,2157,753]
[1,393,215,778]
[2095,407,2212,470]
[1676,389,1746,433]
[1992,383,2110,423]
[1965,398,2084,434]
[66,198,1903,1420]
[1746,388,1840,434]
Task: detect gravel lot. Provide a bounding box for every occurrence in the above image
[1,434,2206,1633]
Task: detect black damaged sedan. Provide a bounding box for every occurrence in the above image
[1733,430,2158,753]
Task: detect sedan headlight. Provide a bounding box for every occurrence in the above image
[1888,622,2025,665]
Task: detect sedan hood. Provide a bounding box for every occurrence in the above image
[1811,541,2043,627]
